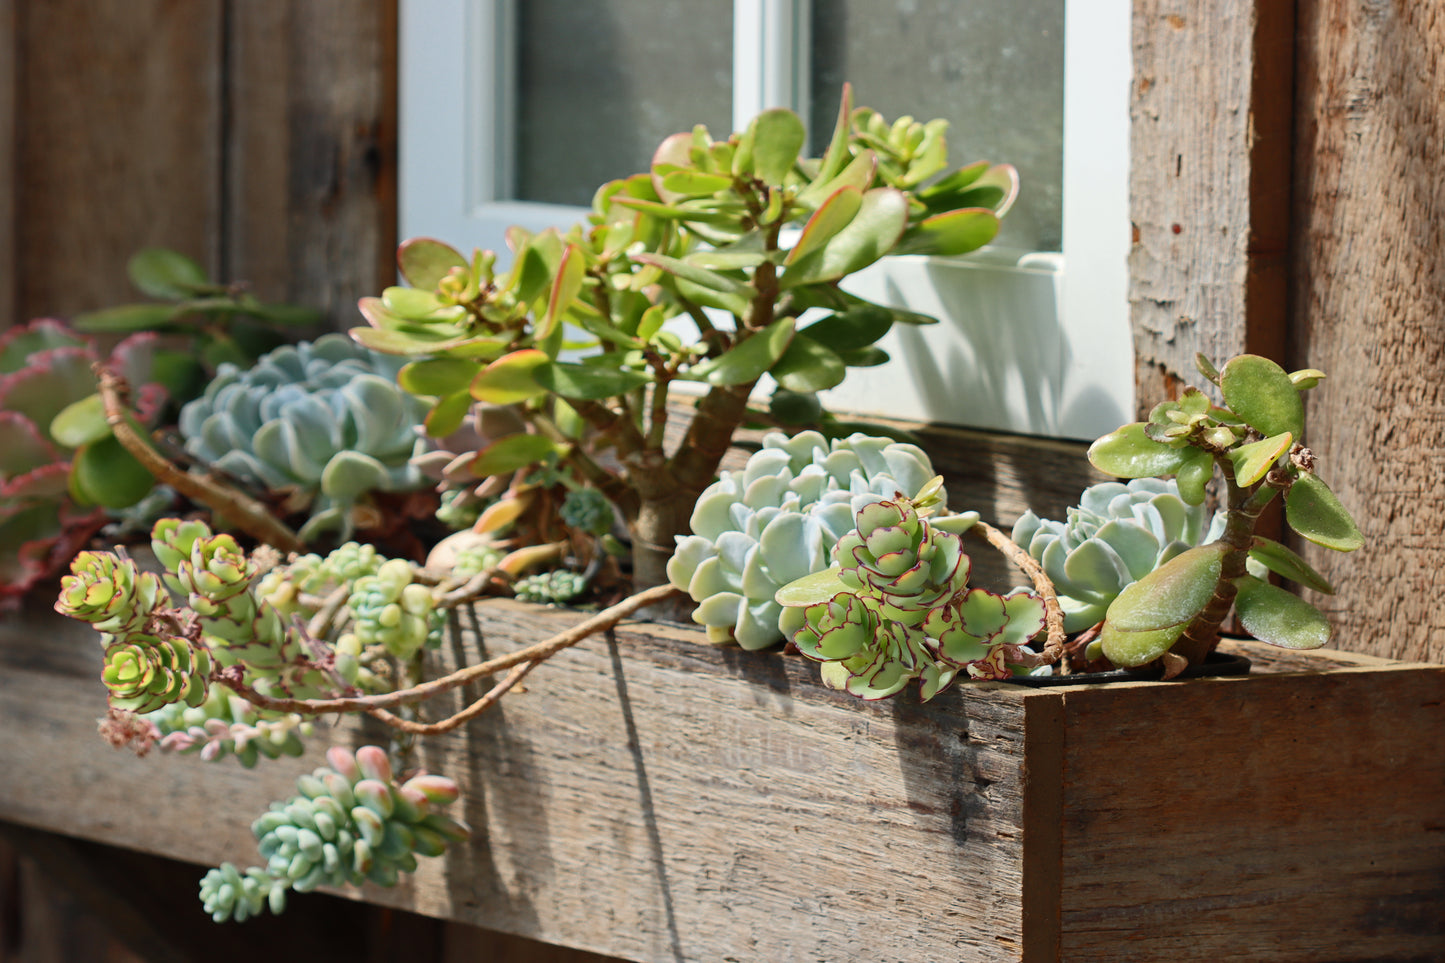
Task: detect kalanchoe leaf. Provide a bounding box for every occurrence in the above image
[1104,542,1227,633]
[1220,354,1305,439]
[1248,536,1334,594]
[1285,472,1364,552]
[1229,431,1293,487]
[1088,423,1193,478]
[1232,574,1331,649]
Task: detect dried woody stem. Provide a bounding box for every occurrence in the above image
[220,583,682,732]
[95,364,304,553]
[969,518,1069,672]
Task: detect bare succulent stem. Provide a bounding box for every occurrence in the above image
[216,583,682,718]
[96,364,304,553]
[971,519,1069,670]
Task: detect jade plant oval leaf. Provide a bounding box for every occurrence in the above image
[50,394,111,449]
[423,390,473,438]
[469,350,549,404]
[381,286,445,320]
[1229,431,1293,487]
[771,336,847,393]
[1175,447,1214,505]
[1104,542,1228,633]
[532,361,652,400]
[1248,536,1334,594]
[784,186,864,265]
[685,317,795,386]
[1097,622,1186,669]
[1088,423,1192,478]
[72,435,156,509]
[798,303,894,351]
[539,244,587,340]
[398,358,482,398]
[127,248,208,300]
[1232,575,1331,649]
[748,108,807,185]
[779,188,909,288]
[71,302,179,334]
[1285,472,1364,552]
[469,433,562,478]
[1220,354,1304,439]
[893,208,1001,257]
[397,238,468,291]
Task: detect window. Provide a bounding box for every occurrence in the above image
[399,0,1132,439]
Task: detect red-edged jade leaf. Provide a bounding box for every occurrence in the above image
[470,349,549,404]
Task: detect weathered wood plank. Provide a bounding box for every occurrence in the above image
[0,0,16,332]
[1129,0,1292,410]
[1058,667,1445,962]
[12,0,224,320]
[227,0,397,328]
[1289,2,1445,664]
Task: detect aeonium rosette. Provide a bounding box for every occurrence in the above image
[776,478,1045,700]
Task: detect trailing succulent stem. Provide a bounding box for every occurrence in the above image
[1085,353,1363,675]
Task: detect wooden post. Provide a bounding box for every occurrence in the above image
[1129,0,1294,411]
[1290,3,1445,663]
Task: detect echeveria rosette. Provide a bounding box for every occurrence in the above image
[177,334,431,542]
[200,745,470,923]
[55,551,168,635]
[1011,478,1225,633]
[668,431,976,650]
[1084,353,1364,670]
[100,632,212,714]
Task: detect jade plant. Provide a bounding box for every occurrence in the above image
[1084,353,1363,675]
[352,86,1017,589]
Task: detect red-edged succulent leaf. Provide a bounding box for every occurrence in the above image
[0,462,73,501]
[0,412,61,477]
[0,319,90,374]
[0,345,100,445]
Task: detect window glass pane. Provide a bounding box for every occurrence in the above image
[810,0,1064,252]
[515,1,734,207]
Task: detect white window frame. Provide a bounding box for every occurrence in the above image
[398,0,1133,440]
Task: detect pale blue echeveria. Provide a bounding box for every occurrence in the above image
[1011,478,1225,632]
[178,335,430,541]
[667,430,978,649]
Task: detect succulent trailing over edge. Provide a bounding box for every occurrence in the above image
[1085,353,1363,672]
[177,334,431,543]
[1011,478,1225,633]
[668,431,975,650]
[776,483,1045,700]
[149,684,311,768]
[200,745,469,922]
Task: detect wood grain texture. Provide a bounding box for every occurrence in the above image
[2,602,1441,961]
[12,0,224,321]
[227,0,398,327]
[1129,1,1292,411]
[1289,2,1445,664]
[0,0,15,332]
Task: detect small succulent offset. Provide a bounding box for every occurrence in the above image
[199,745,469,923]
[1012,478,1224,633]
[1085,353,1363,673]
[178,334,431,542]
[776,480,1045,700]
[667,430,970,649]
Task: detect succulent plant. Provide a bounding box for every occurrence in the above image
[1011,478,1226,633]
[513,569,587,605]
[200,745,469,922]
[177,334,431,542]
[149,684,312,767]
[560,487,615,537]
[0,320,171,602]
[667,431,975,650]
[348,558,444,661]
[1085,353,1363,672]
[777,485,1045,700]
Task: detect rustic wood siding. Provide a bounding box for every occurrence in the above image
[1290,1,1445,663]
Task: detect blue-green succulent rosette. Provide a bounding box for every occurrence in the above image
[178,335,430,542]
[666,430,979,650]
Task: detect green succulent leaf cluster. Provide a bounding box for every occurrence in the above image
[512,569,587,605]
[777,489,1043,701]
[1084,354,1363,669]
[148,684,312,767]
[1012,479,1225,633]
[667,431,973,650]
[348,558,445,661]
[200,745,469,922]
[178,335,431,542]
[559,487,615,537]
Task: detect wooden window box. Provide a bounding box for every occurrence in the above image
[1,599,1442,962]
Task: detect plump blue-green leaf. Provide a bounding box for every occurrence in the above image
[1232,575,1331,649]
[532,361,652,400]
[127,248,209,299]
[1285,472,1364,552]
[748,108,806,185]
[470,433,562,478]
[320,451,389,499]
[71,435,156,509]
[1229,431,1293,487]
[1220,354,1304,439]
[685,317,796,386]
[779,188,909,288]
[771,336,847,393]
[1088,423,1193,478]
[1248,537,1334,594]
[893,208,1000,257]
[774,566,848,607]
[397,238,468,291]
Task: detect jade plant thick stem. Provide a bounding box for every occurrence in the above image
[1086,353,1363,675]
[351,86,1017,588]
